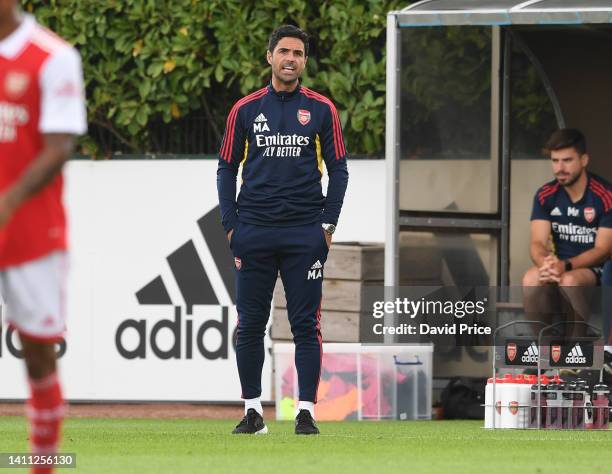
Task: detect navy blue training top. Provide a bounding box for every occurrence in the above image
[216,83,349,232]
[530,173,612,260]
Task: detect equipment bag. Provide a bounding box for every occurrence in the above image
[441,377,487,419]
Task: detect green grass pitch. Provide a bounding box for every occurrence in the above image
[1,417,612,473]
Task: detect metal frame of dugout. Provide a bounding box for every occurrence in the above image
[384,0,612,291]
[490,319,606,430]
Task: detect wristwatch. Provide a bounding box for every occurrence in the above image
[564,260,573,271]
[322,223,336,235]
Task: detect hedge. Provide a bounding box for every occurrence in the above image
[24,0,406,157]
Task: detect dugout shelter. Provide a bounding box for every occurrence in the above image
[385,0,612,293]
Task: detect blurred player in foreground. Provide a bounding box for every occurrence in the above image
[0,1,86,471]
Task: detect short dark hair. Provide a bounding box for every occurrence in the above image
[268,25,309,56]
[544,128,587,156]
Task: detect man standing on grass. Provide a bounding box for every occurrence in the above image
[0,1,86,471]
[217,25,349,435]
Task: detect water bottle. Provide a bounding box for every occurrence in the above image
[545,381,563,429]
[517,377,531,429]
[561,382,573,429]
[501,374,519,429]
[529,381,547,428]
[584,385,594,429]
[484,378,494,429]
[592,383,610,430]
[572,382,586,430]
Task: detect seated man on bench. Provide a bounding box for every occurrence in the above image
[522,129,611,338]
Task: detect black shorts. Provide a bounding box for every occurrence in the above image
[590,266,603,285]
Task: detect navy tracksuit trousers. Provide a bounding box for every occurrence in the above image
[231,221,329,402]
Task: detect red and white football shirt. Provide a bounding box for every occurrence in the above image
[0,14,86,269]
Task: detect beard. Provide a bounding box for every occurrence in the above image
[271,60,302,86]
[556,170,582,187]
[273,70,298,85]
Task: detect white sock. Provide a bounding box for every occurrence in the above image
[297,401,315,419]
[605,345,612,354]
[245,397,263,416]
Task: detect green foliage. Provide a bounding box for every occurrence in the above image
[400,26,557,158]
[402,27,492,123]
[23,0,405,156]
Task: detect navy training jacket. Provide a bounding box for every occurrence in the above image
[531,172,612,260]
[216,83,349,232]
